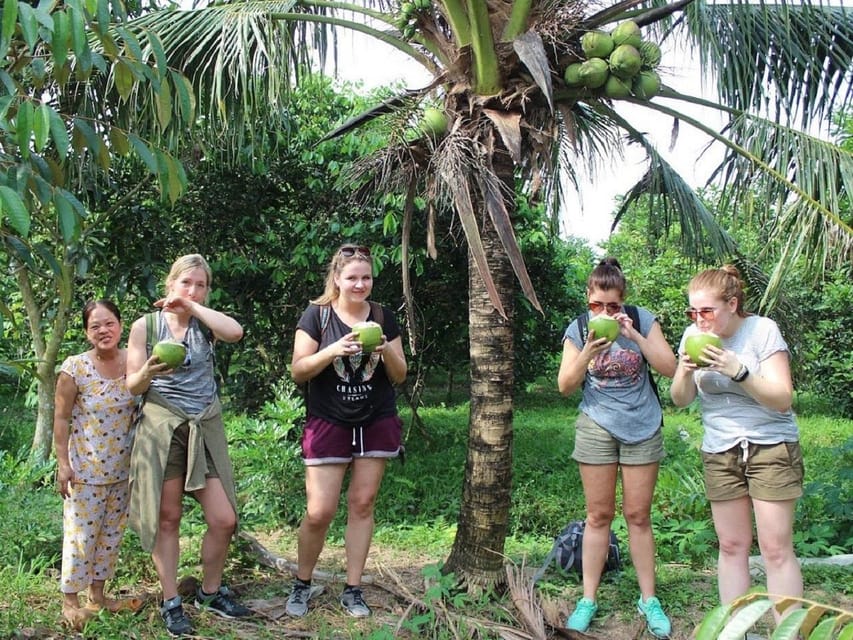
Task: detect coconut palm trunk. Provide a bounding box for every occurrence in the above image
[445,163,516,585]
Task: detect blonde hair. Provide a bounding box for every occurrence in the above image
[311,245,373,305]
[165,254,213,302]
[688,264,748,317]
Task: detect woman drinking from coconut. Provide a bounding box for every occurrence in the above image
[126,253,250,637]
[53,299,142,630]
[557,257,676,638]
[287,243,407,619]
[670,265,803,623]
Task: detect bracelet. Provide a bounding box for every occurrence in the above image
[731,363,750,382]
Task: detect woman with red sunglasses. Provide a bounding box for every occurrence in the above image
[288,244,407,619]
[670,265,802,625]
[558,257,676,638]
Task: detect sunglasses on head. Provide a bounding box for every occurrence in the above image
[685,307,718,321]
[339,245,371,258]
[588,301,622,314]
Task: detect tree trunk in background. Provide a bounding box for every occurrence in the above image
[444,201,516,588]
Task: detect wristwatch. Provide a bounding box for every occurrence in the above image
[731,363,750,382]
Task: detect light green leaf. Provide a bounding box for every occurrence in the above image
[694,604,732,640]
[109,126,130,155]
[33,103,51,151]
[114,59,133,100]
[95,0,110,34]
[770,608,807,640]
[0,186,30,238]
[837,621,853,640]
[165,153,184,204]
[155,77,172,130]
[720,600,774,640]
[807,616,840,640]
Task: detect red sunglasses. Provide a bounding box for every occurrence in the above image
[685,307,718,321]
[588,301,622,314]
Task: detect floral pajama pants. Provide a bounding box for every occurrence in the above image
[60,481,130,594]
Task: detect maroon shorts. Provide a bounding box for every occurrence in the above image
[302,414,403,466]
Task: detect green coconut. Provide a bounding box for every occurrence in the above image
[581,30,615,59]
[563,62,584,87]
[632,70,661,100]
[604,74,632,99]
[579,57,609,89]
[611,20,642,48]
[639,41,662,68]
[421,107,448,137]
[609,44,643,80]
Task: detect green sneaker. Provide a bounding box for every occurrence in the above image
[637,595,672,639]
[566,597,598,632]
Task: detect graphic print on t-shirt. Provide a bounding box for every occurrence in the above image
[589,346,643,388]
[332,351,381,401]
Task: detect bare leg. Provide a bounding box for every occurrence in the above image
[152,476,185,600]
[578,462,618,600]
[296,464,348,581]
[344,458,387,586]
[753,498,802,622]
[710,497,754,604]
[193,477,238,594]
[620,463,660,599]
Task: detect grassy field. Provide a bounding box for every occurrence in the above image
[1,380,850,639]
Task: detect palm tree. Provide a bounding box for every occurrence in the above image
[125,0,853,587]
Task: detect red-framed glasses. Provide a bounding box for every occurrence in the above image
[588,301,622,314]
[685,307,718,321]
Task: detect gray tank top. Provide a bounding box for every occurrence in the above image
[148,313,217,415]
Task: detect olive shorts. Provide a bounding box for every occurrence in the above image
[702,441,804,502]
[164,423,219,481]
[572,412,666,465]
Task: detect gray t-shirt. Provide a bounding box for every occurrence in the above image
[149,314,217,415]
[677,315,799,453]
[563,307,662,444]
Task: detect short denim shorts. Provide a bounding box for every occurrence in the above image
[702,441,804,501]
[571,412,665,465]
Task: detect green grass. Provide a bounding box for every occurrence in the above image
[1,381,850,639]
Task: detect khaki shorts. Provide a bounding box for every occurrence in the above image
[164,423,219,481]
[572,412,666,465]
[702,441,804,502]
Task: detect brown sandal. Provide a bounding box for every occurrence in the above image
[62,604,97,631]
[86,597,145,614]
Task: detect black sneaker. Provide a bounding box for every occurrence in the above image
[160,596,194,637]
[340,586,371,618]
[193,585,251,619]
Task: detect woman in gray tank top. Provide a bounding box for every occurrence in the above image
[126,254,250,637]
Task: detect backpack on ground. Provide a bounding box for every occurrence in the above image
[531,520,621,583]
[575,304,663,425]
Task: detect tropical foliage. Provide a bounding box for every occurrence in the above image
[4,0,853,586]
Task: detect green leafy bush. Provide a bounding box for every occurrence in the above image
[227,379,306,529]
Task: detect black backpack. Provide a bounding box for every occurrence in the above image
[575,304,663,425]
[532,520,621,583]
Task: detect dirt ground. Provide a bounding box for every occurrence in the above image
[222,530,714,640]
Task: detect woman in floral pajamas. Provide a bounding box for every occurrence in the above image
[53,299,140,629]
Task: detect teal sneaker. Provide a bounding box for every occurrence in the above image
[637,595,672,639]
[566,597,598,632]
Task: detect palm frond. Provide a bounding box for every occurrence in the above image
[682,1,853,128]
